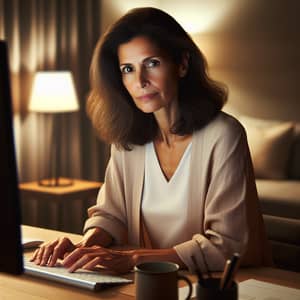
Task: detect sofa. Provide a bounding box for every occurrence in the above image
[239,116,300,272]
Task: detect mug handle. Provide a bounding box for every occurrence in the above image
[177,274,193,299]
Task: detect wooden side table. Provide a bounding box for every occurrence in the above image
[19,178,102,234]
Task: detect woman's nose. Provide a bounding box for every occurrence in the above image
[136,68,149,88]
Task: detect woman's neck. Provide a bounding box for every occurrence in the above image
[153,100,180,147]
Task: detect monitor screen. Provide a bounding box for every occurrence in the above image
[0,40,23,274]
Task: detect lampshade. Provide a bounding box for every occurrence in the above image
[29,71,79,113]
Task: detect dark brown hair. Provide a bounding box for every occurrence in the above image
[87,7,227,150]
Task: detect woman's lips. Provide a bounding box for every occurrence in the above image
[136,92,158,101]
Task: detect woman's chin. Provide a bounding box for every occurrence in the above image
[137,104,161,114]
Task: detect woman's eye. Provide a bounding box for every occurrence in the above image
[121,65,133,74]
[146,59,160,68]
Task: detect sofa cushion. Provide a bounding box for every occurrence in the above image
[239,116,294,179]
[256,180,300,219]
[263,214,300,246]
[269,240,300,272]
[288,123,300,179]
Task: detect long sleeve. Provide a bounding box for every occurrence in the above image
[83,145,128,245]
[174,113,269,272]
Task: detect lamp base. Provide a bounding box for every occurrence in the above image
[38,178,73,187]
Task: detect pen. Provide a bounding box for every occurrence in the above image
[220,259,231,290]
[220,252,240,290]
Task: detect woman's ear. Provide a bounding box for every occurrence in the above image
[178,52,190,77]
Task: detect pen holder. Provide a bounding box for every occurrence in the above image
[196,278,238,300]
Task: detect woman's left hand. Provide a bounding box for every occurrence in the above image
[62,246,137,274]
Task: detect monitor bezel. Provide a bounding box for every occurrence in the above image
[0,40,24,275]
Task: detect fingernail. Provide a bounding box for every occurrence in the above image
[48,260,54,267]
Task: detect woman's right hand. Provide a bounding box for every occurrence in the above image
[30,237,76,267]
[30,227,112,267]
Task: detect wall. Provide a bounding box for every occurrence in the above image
[193,1,300,122]
[101,0,300,122]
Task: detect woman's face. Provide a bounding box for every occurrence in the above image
[118,36,184,114]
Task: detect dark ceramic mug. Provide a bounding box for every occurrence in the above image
[135,261,193,300]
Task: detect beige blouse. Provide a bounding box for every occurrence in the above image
[142,140,192,249]
[84,112,272,272]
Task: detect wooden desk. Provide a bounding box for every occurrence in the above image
[0,225,299,300]
[20,179,102,233]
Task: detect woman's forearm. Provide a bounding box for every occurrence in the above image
[133,248,186,269]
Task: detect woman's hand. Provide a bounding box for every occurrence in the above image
[62,246,137,274]
[30,227,113,267]
[30,237,76,267]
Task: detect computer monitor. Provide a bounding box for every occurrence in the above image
[0,40,23,274]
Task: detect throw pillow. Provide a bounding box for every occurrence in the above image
[239,116,294,179]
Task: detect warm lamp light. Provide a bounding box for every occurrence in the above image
[29,71,79,187]
[29,71,79,113]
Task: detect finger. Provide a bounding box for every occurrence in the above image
[67,254,99,273]
[47,245,62,267]
[30,247,41,262]
[39,239,60,266]
[64,248,112,272]
[81,257,102,271]
[48,238,75,267]
[80,253,114,271]
[33,246,46,265]
[40,246,54,266]
[62,248,90,268]
[31,238,60,265]
[63,247,106,267]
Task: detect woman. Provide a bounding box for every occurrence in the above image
[31,7,271,274]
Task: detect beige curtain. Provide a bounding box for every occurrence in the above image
[0,0,109,182]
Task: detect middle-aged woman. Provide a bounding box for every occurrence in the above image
[31,7,272,274]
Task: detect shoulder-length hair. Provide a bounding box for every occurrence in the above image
[87,7,227,150]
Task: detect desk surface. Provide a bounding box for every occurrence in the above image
[0,225,299,299]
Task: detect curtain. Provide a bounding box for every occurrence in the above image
[0,0,110,182]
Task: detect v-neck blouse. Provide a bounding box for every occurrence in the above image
[141,141,192,248]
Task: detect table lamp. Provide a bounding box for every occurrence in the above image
[29,71,79,187]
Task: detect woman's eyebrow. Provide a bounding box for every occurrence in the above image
[119,62,132,68]
[119,55,161,66]
[142,56,160,63]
